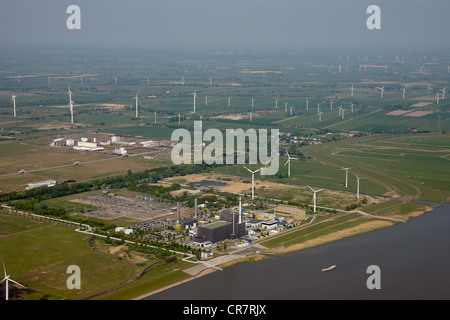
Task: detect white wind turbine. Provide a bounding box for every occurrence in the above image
[435,90,440,104]
[441,87,446,100]
[318,111,323,122]
[426,83,433,95]
[340,167,352,187]
[284,151,298,178]
[355,174,363,199]
[308,186,323,213]
[67,84,74,124]
[243,166,262,200]
[376,86,385,98]
[351,84,354,97]
[192,91,197,113]
[401,86,407,99]
[1,259,26,300]
[133,93,140,118]
[11,95,17,117]
[306,98,309,110]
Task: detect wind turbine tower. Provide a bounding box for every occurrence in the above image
[133,93,140,118]
[355,174,362,199]
[376,86,385,98]
[11,95,17,117]
[192,91,197,113]
[318,111,323,122]
[68,85,74,124]
[340,167,352,187]
[243,166,262,200]
[1,259,26,300]
[308,186,323,213]
[284,151,298,178]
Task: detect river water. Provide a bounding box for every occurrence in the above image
[147,204,450,300]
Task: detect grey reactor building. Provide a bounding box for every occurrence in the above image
[194,209,247,244]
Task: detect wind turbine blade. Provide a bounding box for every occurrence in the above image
[8,278,25,287]
[307,185,314,192]
[284,160,289,167]
[316,189,324,192]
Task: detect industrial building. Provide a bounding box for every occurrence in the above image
[274,205,306,220]
[26,180,57,190]
[194,199,247,244]
[195,219,246,244]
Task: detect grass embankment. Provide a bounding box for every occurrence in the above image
[0,212,196,300]
[258,200,437,255]
[0,213,132,300]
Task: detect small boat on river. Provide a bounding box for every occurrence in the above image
[321,265,336,272]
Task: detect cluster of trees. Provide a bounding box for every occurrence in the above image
[13,199,66,217]
[1,164,212,204]
[1,163,215,231]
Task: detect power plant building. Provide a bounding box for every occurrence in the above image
[195,209,246,243]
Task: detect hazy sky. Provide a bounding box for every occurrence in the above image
[0,0,449,49]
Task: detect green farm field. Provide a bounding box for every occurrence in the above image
[302,133,450,203]
[0,213,132,300]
